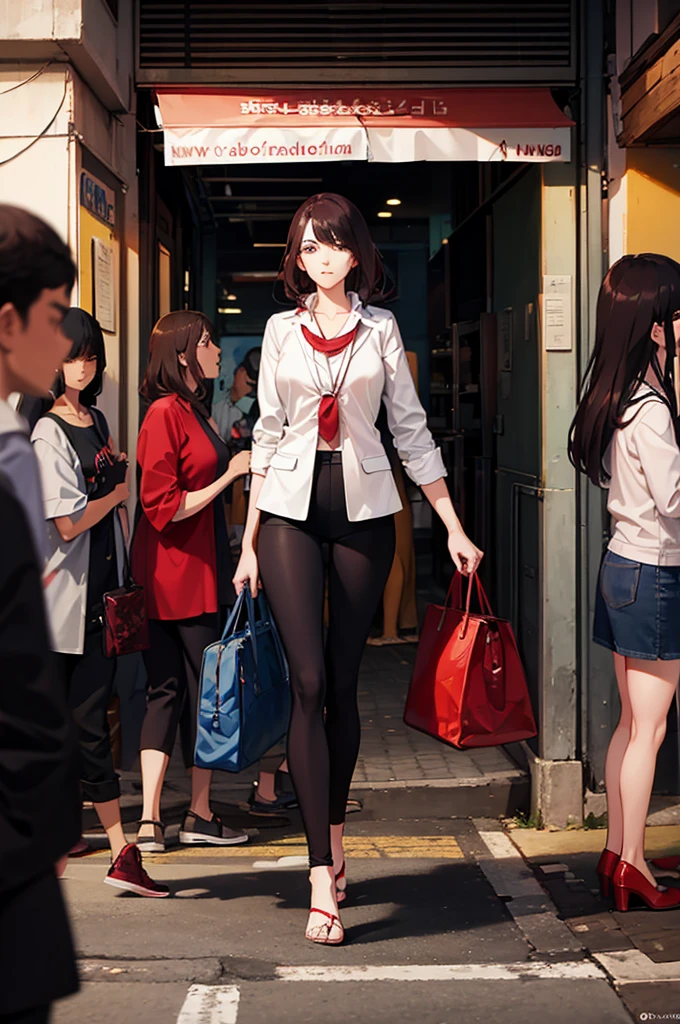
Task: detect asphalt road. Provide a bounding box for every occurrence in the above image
[50,819,635,1024]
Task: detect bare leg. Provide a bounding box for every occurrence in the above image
[257,771,277,802]
[619,656,679,886]
[189,766,212,820]
[139,748,170,837]
[95,799,127,861]
[330,822,346,896]
[603,653,632,854]
[307,865,343,943]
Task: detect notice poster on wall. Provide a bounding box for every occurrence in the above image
[92,237,115,333]
[542,275,572,351]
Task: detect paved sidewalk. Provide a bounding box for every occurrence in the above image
[354,644,515,785]
[102,642,525,832]
[506,812,680,1021]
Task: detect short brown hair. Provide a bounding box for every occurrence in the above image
[281,193,385,304]
[140,310,216,417]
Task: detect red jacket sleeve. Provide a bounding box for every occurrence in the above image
[138,401,187,533]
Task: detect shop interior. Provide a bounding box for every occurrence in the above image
[141,144,543,724]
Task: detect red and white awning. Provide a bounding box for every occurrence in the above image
[155,88,573,167]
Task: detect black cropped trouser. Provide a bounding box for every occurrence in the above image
[57,631,119,805]
[258,451,395,867]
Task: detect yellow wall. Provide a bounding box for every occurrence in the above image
[79,207,117,314]
[626,148,680,260]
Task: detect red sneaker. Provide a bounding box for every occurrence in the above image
[104,843,170,898]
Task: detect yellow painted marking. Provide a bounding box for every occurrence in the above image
[139,834,464,863]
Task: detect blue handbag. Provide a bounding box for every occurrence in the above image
[194,589,291,773]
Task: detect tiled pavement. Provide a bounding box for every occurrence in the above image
[353,643,517,786]
[107,640,521,832]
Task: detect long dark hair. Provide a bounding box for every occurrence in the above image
[569,254,680,486]
[281,192,388,304]
[54,308,106,407]
[140,310,216,418]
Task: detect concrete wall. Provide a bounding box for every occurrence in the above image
[0,0,131,110]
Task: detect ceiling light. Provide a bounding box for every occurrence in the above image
[218,307,242,314]
[226,293,237,301]
[386,198,401,206]
[253,242,287,248]
[377,211,392,219]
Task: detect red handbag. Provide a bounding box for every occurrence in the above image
[404,573,537,749]
[102,512,150,659]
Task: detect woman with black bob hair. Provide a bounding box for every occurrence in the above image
[569,253,680,912]
[234,194,483,944]
[32,308,168,896]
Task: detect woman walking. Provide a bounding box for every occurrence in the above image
[32,308,168,896]
[233,193,482,944]
[569,253,680,912]
[132,311,251,852]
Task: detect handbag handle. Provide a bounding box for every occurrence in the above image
[458,573,495,639]
[438,571,493,633]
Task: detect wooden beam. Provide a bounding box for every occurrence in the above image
[620,37,680,145]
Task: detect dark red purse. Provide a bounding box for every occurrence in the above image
[404,572,537,749]
[102,512,149,658]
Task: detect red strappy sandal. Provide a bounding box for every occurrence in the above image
[305,907,344,946]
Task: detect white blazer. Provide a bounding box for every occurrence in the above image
[252,291,446,522]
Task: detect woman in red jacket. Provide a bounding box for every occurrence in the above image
[132,311,251,851]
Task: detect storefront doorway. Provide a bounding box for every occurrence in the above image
[133,81,573,806]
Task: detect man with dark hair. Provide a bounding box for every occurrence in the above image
[0,204,81,1024]
[213,344,261,444]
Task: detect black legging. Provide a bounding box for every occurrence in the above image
[258,451,395,866]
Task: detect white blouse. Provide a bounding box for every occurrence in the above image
[606,384,680,566]
[252,291,446,522]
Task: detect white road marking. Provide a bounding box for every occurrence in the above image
[594,949,680,984]
[177,984,240,1023]
[474,826,545,898]
[251,855,309,869]
[471,819,583,955]
[275,962,605,982]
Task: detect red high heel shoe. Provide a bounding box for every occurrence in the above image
[651,855,680,872]
[612,860,680,912]
[596,849,620,898]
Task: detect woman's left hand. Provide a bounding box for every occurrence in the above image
[448,529,484,576]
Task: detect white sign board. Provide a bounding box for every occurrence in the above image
[163,126,571,167]
[92,237,116,334]
[542,275,572,352]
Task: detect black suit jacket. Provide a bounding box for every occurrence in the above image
[0,474,80,1013]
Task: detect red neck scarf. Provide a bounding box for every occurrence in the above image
[301,322,359,442]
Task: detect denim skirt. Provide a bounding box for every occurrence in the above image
[593,550,680,660]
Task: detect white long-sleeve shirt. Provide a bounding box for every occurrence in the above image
[606,384,680,566]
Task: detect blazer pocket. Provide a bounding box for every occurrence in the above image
[270,452,298,471]
[361,454,392,474]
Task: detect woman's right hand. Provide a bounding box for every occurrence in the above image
[113,477,130,505]
[228,449,251,482]
[233,546,260,598]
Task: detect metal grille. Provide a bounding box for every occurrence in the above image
[137,1,575,84]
